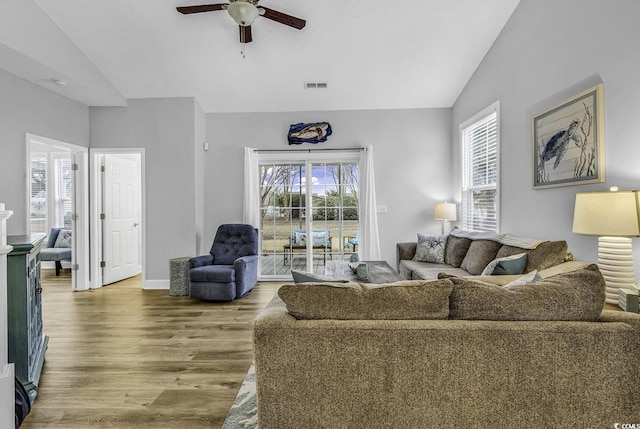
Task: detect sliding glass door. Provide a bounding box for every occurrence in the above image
[259,158,359,278]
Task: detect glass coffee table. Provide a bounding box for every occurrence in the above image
[325,260,403,283]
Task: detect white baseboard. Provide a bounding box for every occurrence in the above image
[143,279,169,290]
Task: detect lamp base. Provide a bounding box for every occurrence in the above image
[597,236,635,305]
[441,220,451,236]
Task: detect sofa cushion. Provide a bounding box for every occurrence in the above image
[190,265,235,283]
[448,264,605,321]
[444,236,472,267]
[400,260,468,281]
[481,253,527,276]
[495,240,568,272]
[291,269,349,283]
[503,270,541,287]
[413,233,447,263]
[278,279,454,320]
[459,240,502,275]
[40,247,72,262]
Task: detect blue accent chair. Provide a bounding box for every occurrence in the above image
[189,224,259,301]
[40,227,72,276]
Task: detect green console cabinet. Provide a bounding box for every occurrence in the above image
[7,234,48,402]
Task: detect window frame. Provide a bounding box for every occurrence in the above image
[459,101,501,232]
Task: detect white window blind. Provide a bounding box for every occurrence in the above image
[30,154,47,234]
[54,156,73,228]
[460,103,499,232]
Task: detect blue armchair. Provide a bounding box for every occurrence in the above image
[189,224,259,301]
[40,227,72,276]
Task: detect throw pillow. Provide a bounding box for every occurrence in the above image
[459,240,502,275]
[311,231,328,245]
[412,233,447,263]
[54,229,72,248]
[480,253,527,276]
[278,279,454,320]
[443,236,472,267]
[495,240,568,272]
[294,232,306,245]
[448,264,605,321]
[503,270,541,287]
[291,269,348,284]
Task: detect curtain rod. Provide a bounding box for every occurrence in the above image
[254,147,364,153]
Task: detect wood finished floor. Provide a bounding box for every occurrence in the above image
[22,269,283,429]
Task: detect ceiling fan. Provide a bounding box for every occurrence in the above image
[176,0,306,44]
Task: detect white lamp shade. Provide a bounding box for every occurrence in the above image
[227,1,259,26]
[434,202,457,221]
[573,190,640,237]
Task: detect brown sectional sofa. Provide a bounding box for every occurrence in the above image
[254,257,640,428]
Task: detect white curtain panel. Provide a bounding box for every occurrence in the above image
[359,145,381,260]
[243,147,260,228]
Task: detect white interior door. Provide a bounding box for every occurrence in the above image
[102,154,141,285]
[28,134,89,291]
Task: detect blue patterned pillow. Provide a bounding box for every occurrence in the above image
[412,233,447,264]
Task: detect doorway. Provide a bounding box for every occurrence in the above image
[90,149,144,288]
[27,134,89,290]
[258,153,360,279]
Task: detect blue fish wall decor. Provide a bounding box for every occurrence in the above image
[288,122,332,145]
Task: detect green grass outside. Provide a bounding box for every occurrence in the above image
[259,219,358,253]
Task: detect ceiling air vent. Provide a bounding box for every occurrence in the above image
[304,82,328,89]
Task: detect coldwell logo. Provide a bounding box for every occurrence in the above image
[615,423,640,429]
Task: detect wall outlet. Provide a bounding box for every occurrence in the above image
[376,204,388,213]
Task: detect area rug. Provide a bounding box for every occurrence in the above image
[222,363,258,429]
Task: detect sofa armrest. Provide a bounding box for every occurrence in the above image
[234,254,259,269]
[396,242,417,269]
[189,254,213,269]
[598,309,640,331]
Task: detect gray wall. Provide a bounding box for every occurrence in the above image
[90,98,198,281]
[452,0,640,268]
[205,108,452,266]
[0,69,89,235]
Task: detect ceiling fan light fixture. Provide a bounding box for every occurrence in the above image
[227,1,259,26]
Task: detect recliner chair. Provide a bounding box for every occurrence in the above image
[189,224,259,301]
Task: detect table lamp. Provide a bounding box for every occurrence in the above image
[572,188,640,304]
[434,202,457,235]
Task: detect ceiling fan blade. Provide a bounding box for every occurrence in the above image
[260,7,306,30]
[176,4,227,14]
[239,25,253,43]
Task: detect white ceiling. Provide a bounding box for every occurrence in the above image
[0,0,520,113]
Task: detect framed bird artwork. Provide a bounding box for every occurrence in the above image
[532,84,605,189]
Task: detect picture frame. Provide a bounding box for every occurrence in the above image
[532,84,605,189]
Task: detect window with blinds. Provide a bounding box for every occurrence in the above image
[29,152,73,234]
[54,155,73,228]
[460,102,500,232]
[30,154,47,234]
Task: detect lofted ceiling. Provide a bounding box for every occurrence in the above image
[0,0,520,113]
